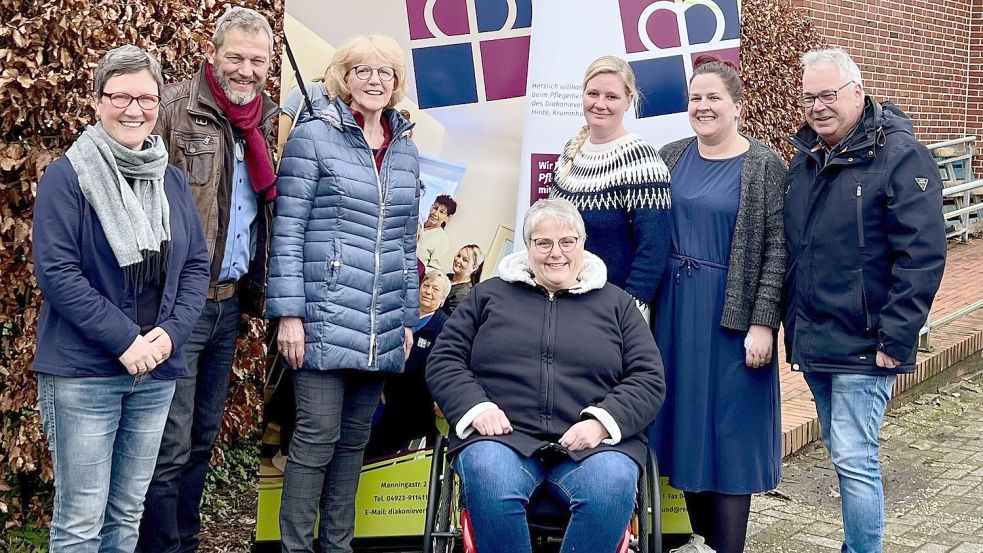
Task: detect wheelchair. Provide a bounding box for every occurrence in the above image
[422,434,663,553]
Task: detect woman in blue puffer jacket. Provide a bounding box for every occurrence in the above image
[267,34,420,553]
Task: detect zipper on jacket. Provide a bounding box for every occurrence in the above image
[330,258,341,286]
[544,292,556,427]
[367,136,387,368]
[344,113,411,368]
[369,333,377,366]
[855,185,865,249]
[859,268,872,332]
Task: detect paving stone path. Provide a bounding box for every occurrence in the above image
[746,370,983,552]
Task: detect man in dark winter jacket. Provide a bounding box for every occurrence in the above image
[784,48,945,553]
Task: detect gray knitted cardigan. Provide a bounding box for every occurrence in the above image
[659,135,787,330]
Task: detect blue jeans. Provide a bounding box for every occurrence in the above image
[804,372,896,553]
[139,296,240,553]
[455,440,638,553]
[38,372,176,553]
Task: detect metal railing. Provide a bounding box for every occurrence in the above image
[918,136,982,350]
[928,135,980,243]
[941,179,983,243]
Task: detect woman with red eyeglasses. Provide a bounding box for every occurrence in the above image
[32,45,209,552]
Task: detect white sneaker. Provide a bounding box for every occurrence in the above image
[669,534,716,553]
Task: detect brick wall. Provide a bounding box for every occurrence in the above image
[791,0,983,179]
[970,0,983,177]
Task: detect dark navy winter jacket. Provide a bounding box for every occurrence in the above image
[783,98,946,374]
[266,99,420,373]
[32,157,210,379]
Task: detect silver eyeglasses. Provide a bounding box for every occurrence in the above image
[532,236,579,254]
[350,64,396,82]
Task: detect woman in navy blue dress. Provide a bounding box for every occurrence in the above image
[651,56,787,553]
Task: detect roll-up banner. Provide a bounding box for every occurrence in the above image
[514,0,741,234]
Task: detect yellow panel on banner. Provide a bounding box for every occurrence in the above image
[660,478,693,535]
[256,451,434,542]
[256,453,692,542]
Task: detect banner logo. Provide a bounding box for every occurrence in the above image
[406,0,532,109]
[618,0,740,118]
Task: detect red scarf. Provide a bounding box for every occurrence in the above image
[204,64,277,201]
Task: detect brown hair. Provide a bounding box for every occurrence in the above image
[433,194,458,217]
[691,55,742,103]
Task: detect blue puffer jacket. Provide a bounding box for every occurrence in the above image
[267,98,420,372]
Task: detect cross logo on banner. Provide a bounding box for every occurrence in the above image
[406,0,532,109]
[618,0,741,118]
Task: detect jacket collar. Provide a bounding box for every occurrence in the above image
[308,96,414,140]
[496,250,607,295]
[187,64,279,126]
[788,95,890,160]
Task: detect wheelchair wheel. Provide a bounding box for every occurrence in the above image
[424,434,461,553]
[635,476,649,553]
[433,458,462,553]
[648,454,662,553]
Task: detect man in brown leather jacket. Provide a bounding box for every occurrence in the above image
[138,7,278,553]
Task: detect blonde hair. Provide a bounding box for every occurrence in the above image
[324,35,408,109]
[556,56,639,181]
[457,244,484,273]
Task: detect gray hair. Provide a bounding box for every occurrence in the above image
[522,198,586,245]
[422,270,452,303]
[801,48,863,87]
[212,6,274,54]
[94,45,164,97]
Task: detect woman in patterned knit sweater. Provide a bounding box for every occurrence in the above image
[550,55,671,317]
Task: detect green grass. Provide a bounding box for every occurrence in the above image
[1,524,49,553]
[200,438,261,523]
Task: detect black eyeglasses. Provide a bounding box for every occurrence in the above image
[799,81,854,108]
[532,236,579,254]
[102,92,160,110]
[350,64,396,82]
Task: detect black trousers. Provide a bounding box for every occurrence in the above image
[684,490,752,553]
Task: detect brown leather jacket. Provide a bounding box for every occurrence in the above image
[154,64,279,317]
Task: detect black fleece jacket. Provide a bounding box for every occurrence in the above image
[426,251,666,467]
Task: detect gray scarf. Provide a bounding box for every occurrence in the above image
[65,123,171,290]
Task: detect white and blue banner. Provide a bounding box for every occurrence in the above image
[515,0,741,233]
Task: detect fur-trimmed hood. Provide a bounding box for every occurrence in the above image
[496,249,607,294]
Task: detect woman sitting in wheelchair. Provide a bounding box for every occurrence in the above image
[427,198,667,553]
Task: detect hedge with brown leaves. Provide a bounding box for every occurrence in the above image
[741,0,826,160]
[0,0,283,530]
